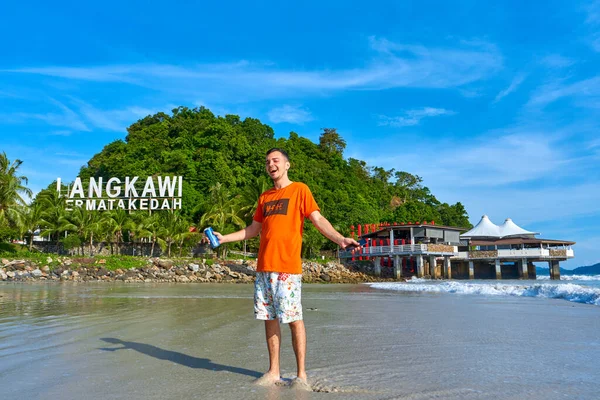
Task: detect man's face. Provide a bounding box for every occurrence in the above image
[265,151,290,181]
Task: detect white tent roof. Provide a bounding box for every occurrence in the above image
[461,215,539,239]
[460,215,501,238]
[498,218,538,237]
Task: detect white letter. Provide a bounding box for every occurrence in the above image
[86,199,97,210]
[150,199,159,209]
[106,177,121,198]
[128,199,137,210]
[139,199,148,210]
[89,177,103,198]
[141,177,157,197]
[57,177,62,196]
[118,199,126,210]
[173,198,182,209]
[75,200,84,208]
[125,176,139,197]
[108,199,116,210]
[70,177,85,198]
[65,199,74,211]
[158,176,177,197]
[97,200,107,211]
[178,176,183,197]
[161,199,170,209]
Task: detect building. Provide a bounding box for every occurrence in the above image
[338,216,575,280]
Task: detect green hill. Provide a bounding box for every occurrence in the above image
[39,106,471,254]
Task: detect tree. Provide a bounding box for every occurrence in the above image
[199,183,245,258]
[0,152,32,223]
[318,128,346,156]
[13,204,45,251]
[105,209,131,255]
[159,211,190,257]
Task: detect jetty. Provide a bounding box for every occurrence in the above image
[338,215,575,280]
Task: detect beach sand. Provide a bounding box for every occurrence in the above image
[1,283,599,399]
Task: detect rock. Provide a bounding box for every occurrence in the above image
[42,266,50,273]
[61,270,69,276]
[188,263,200,272]
[71,271,79,278]
[0,270,7,280]
[63,259,72,266]
[46,257,53,264]
[320,273,331,282]
[31,269,43,277]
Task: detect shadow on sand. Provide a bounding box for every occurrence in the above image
[99,337,262,378]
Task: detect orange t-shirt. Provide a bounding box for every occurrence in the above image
[253,182,320,274]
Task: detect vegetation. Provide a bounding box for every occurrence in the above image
[0,106,471,259]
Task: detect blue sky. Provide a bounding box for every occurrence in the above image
[1,0,599,268]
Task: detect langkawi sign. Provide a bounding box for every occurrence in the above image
[57,176,183,211]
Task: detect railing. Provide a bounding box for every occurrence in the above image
[453,248,575,260]
[498,249,550,257]
[339,244,456,258]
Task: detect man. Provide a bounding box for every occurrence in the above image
[213,148,359,389]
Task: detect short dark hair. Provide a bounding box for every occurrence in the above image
[266,148,290,161]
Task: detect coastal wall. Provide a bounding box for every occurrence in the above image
[31,241,211,258]
[0,257,384,284]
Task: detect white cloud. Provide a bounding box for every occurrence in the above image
[584,0,600,51]
[3,98,90,131]
[493,73,526,102]
[378,107,455,127]
[528,76,600,108]
[2,38,502,101]
[72,99,155,132]
[267,105,313,124]
[539,54,576,69]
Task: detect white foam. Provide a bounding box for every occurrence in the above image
[367,281,600,306]
[537,274,600,281]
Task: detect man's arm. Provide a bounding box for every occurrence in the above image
[213,220,262,244]
[308,210,359,249]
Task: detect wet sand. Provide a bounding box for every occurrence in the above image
[1,283,599,399]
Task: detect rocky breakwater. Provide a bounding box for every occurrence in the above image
[0,258,383,284]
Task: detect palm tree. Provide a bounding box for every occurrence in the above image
[239,176,270,220]
[199,183,245,258]
[38,190,68,249]
[13,204,45,251]
[105,209,131,255]
[159,211,190,257]
[0,152,32,223]
[62,207,102,256]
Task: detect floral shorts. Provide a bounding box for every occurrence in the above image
[254,272,303,324]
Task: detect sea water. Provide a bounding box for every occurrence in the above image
[1,282,599,399]
[368,275,600,306]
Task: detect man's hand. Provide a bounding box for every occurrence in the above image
[212,231,226,244]
[340,237,360,250]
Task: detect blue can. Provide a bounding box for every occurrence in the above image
[204,227,220,248]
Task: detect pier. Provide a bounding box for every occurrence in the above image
[339,216,575,280]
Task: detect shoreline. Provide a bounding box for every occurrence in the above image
[0,257,396,284]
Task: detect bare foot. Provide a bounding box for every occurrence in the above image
[290,377,312,391]
[253,372,281,387]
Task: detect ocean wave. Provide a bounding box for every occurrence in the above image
[536,275,600,281]
[367,281,600,306]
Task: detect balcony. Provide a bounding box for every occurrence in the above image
[339,244,456,258]
[454,248,574,260]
